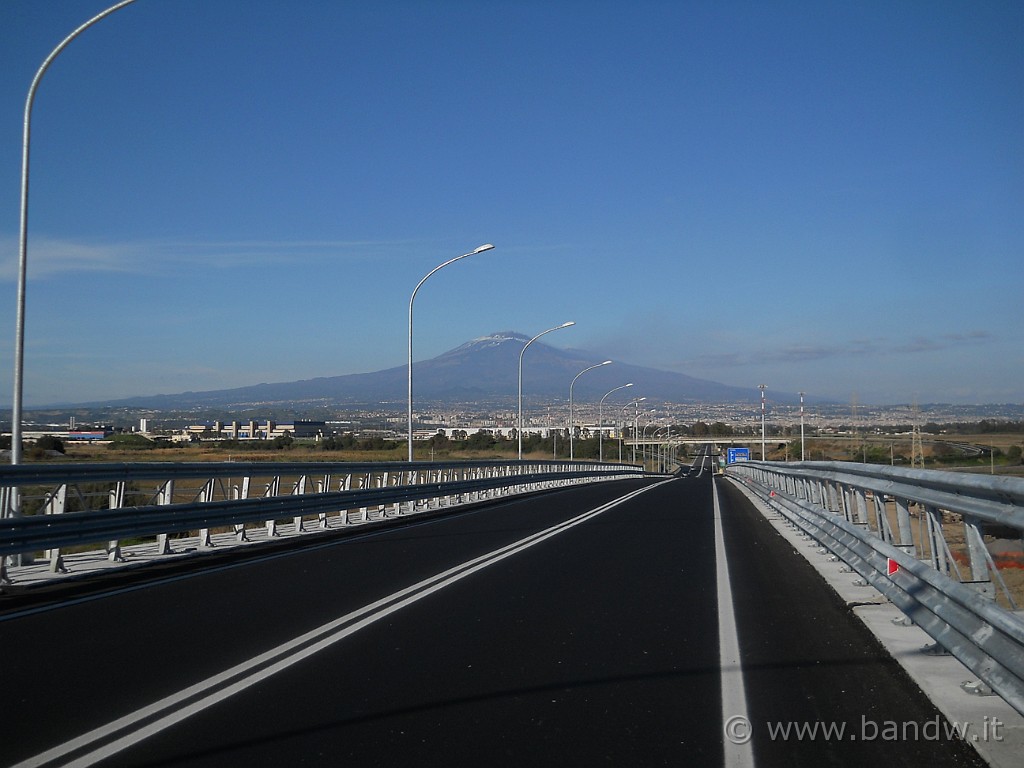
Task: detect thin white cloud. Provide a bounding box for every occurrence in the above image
[0,235,425,280]
[0,236,139,279]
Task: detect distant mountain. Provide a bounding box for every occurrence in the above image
[92,331,786,409]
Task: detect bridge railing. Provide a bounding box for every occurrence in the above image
[724,460,1024,716]
[0,459,642,581]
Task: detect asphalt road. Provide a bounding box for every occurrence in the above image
[0,462,988,767]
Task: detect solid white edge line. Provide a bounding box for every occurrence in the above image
[16,480,669,768]
[713,477,756,768]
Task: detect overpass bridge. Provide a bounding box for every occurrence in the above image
[0,454,1022,767]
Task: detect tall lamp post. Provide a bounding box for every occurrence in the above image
[624,399,647,464]
[653,425,672,473]
[407,244,494,461]
[11,0,140,470]
[518,321,574,460]
[642,419,660,471]
[758,384,767,460]
[799,391,806,461]
[569,360,611,460]
[598,383,633,462]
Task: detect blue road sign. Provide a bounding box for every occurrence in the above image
[727,447,750,464]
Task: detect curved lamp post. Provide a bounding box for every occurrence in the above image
[642,418,660,471]
[569,360,611,460]
[598,383,633,462]
[653,424,673,472]
[621,398,646,463]
[407,244,494,461]
[11,0,140,469]
[518,321,574,460]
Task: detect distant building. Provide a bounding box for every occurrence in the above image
[66,430,110,441]
[184,420,327,441]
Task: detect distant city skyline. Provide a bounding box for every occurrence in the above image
[1,1,1021,407]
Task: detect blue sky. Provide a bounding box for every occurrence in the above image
[1,0,1021,407]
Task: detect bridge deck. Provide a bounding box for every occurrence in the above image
[0,468,1018,767]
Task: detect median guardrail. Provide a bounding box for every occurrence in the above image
[0,459,643,583]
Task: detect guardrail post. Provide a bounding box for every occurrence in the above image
[198,478,216,548]
[809,479,822,507]
[403,469,417,514]
[379,471,390,518]
[106,483,126,562]
[923,504,950,575]
[356,472,369,522]
[292,475,308,533]
[871,493,894,545]
[0,489,10,584]
[44,484,68,572]
[963,514,994,598]
[340,472,353,525]
[852,488,870,527]
[233,476,251,542]
[823,480,839,513]
[837,484,852,522]
[155,479,175,555]
[316,474,331,528]
[265,476,281,537]
[894,497,916,557]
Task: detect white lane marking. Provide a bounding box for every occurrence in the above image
[713,477,756,768]
[15,481,670,768]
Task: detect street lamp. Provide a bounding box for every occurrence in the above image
[569,360,612,460]
[799,391,806,461]
[653,425,672,473]
[758,384,767,460]
[642,418,660,471]
[518,322,575,460]
[11,0,141,469]
[621,398,646,463]
[407,244,494,461]
[598,383,633,462]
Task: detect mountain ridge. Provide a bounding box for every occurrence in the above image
[79,332,793,409]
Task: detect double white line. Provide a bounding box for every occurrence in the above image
[17,481,668,768]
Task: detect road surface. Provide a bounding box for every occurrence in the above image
[0,459,987,766]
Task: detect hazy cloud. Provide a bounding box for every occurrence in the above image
[0,236,140,279]
[894,331,993,354]
[680,332,993,369]
[0,236,422,279]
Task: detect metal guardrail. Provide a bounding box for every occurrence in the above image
[725,460,1024,716]
[0,459,643,581]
